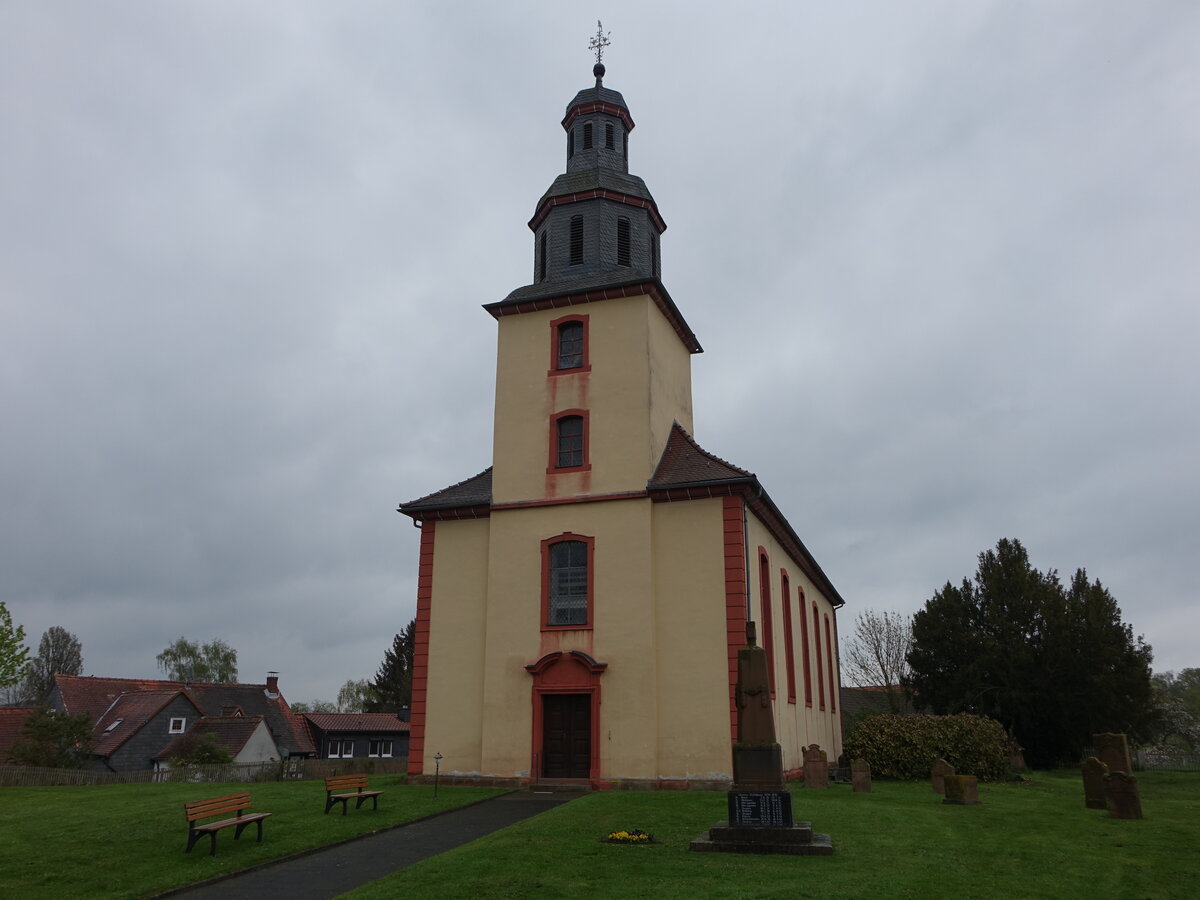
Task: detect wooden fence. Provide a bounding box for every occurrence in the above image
[0,755,408,788]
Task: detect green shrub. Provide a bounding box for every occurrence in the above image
[843,714,1009,781]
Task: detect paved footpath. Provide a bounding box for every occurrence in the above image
[161,790,578,900]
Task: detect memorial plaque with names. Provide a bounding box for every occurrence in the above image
[728,791,793,827]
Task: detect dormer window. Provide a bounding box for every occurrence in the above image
[605,122,614,149]
[616,217,631,267]
[583,122,593,150]
[169,717,186,734]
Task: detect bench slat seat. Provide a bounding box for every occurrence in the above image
[184,791,271,855]
[325,774,383,815]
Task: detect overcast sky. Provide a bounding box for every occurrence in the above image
[3,2,1197,707]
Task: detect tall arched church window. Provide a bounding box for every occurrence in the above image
[616,217,631,267]
[759,551,776,698]
[543,536,593,628]
[799,587,813,707]
[569,216,583,266]
[824,614,837,713]
[781,571,797,704]
[813,602,825,711]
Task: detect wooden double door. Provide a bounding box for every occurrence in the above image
[541,693,591,779]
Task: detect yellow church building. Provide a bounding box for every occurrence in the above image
[399,61,845,789]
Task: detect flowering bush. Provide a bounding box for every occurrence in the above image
[604,829,654,844]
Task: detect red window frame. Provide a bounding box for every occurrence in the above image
[541,533,595,632]
[781,570,796,704]
[824,613,837,713]
[813,602,825,711]
[547,409,591,473]
[799,587,812,707]
[548,314,590,375]
[758,549,775,698]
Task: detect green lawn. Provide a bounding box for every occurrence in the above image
[0,777,503,899]
[1,773,1196,899]
[346,771,1200,900]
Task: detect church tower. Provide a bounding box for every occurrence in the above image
[400,49,844,788]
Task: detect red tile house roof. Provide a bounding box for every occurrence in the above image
[303,713,411,734]
[0,707,38,763]
[52,674,316,757]
[155,715,268,760]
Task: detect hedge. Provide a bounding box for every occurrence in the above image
[843,713,1009,781]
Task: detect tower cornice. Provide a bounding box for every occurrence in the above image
[529,187,665,233]
[562,100,635,133]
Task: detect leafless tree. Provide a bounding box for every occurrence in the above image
[843,609,913,713]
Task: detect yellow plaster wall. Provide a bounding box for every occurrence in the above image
[651,497,734,779]
[476,499,662,778]
[421,517,490,775]
[744,514,845,767]
[490,295,694,505]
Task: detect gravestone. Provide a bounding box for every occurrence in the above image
[931,758,955,795]
[1094,733,1132,776]
[942,774,980,805]
[1081,757,1108,810]
[803,744,829,788]
[691,622,833,855]
[851,758,872,793]
[1104,771,1143,820]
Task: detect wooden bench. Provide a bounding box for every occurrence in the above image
[184,791,271,856]
[325,773,383,815]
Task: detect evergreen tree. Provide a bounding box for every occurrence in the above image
[368,619,415,713]
[8,707,93,768]
[907,538,1155,767]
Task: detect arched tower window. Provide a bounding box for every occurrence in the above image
[538,231,547,282]
[616,217,631,267]
[605,122,614,150]
[569,216,583,266]
[555,415,584,468]
[583,122,593,150]
[567,128,574,159]
[649,233,658,277]
[556,321,583,370]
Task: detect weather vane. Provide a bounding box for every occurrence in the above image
[588,20,611,67]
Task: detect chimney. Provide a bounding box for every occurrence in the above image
[265,672,279,697]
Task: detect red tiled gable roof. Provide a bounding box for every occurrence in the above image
[155,715,268,760]
[0,707,37,762]
[52,675,316,756]
[303,713,411,733]
[92,690,202,756]
[648,422,754,488]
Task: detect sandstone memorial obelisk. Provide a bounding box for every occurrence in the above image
[691,623,833,855]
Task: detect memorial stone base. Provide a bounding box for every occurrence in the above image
[689,784,833,855]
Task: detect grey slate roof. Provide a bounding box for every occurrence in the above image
[566,85,628,114]
[536,169,656,207]
[399,467,493,514]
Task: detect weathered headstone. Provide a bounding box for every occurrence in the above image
[691,622,833,855]
[1081,757,1108,810]
[851,758,872,793]
[803,744,829,788]
[931,758,955,795]
[1094,733,1133,776]
[1105,771,1143,820]
[942,774,981,805]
